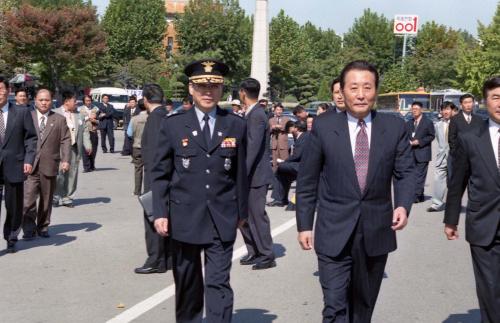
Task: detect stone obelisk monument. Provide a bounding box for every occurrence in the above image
[250,0,270,98]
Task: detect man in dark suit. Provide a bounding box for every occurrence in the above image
[448,93,482,156]
[22,89,71,239]
[444,77,500,323]
[152,59,248,323]
[0,76,37,252]
[238,78,276,270]
[121,96,136,156]
[98,94,116,153]
[134,84,169,275]
[296,61,415,323]
[268,120,308,207]
[406,101,435,203]
[330,77,346,113]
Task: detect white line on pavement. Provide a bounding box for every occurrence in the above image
[106,217,297,323]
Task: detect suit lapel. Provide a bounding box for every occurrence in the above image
[31,110,40,136]
[363,111,385,197]
[185,108,207,151]
[40,111,56,145]
[334,113,361,196]
[3,104,17,146]
[475,123,500,187]
[208,107,229,153]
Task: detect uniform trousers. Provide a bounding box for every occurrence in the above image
[23,170,56,234]
[414,161,429,199]
[172,223,234,323]
[82,131,98,171]
[317,220,388,323]
[0,164,24,243]
[270,162,297,204]
[132,148,144,196]
[100,127,114,152]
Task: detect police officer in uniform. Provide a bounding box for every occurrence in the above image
[151,59,248,323]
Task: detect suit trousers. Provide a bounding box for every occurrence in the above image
[317,221,388,323]
[23,171,56,234]
[54,145,79,205]
[430,158,448,210]
[132,148,144,196]
[271,147,289,172]
[122,129,132,155]
[82,131,98,171]
[142,211,168,269]
[271,163,297,203]
[172,225,234,323]
[0,165,24,242]
[240,185,275,261]
[100,127,115,152]
[470,226,500,323]
[414,161,429,198]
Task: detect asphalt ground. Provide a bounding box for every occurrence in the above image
[0,132,480,323]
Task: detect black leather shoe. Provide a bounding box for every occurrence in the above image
[134,266,166,274]
[240,254,259,265]
[39,231,50,238]
[266,200,286,207]
[6,241,16,253]
[414,196,425,203]
[102,150,108,153]
[23,232,36,240]
[252,260,276,270]
[285,203,296,211]
[110,150,115,153]
[426,207,441,212]
[63,203,74,208]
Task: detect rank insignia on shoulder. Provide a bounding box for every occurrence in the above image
[182,138,189,147]
[221,137,236,148]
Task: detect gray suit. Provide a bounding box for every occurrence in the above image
[53,107,91,205]
[430,120,450,210]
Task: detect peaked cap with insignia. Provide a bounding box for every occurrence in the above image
[184,59,229,84]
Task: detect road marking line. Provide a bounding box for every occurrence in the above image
[106,217,297,323]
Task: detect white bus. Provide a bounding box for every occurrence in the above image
[90,87,129,111]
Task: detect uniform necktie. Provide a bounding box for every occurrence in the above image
[203,113,211,147]
[40,116,46,139]
[354,119,369,192]
[0,110,5,144]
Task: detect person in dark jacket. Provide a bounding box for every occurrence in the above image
[121,96,136,156]
[98,94,116,153]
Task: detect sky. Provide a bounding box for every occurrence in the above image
[92,0,499,36]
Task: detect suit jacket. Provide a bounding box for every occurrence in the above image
[448,112,483,156]
[141,105,167,191]
[151,107,249,244]
[0,103,37,183]
[434,120,450,168]
[31,110,71,177]
[406,116,435,162]
[296,111,415,257]
[269,115,290,150]
[97,103,116,130]
[123,106,133,127]
[245,104,273,187]
[444,120,500,247]
[283,131,308,172]
[53,107,91,157]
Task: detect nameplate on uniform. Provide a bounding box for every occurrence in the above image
[221,137,236,148]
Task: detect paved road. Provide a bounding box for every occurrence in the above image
[0,132,480,323]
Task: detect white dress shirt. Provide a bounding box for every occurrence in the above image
[489,119,500,168]
[245,102,258,116]
[347,112,372,157]
[35,109,50,128]
[1,102,9,127]
[463,111,472,123]
[194,106,216,137]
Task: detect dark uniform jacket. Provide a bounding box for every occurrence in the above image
[141,105,167,192]
[448,112,483,156]
[406,115,435,162]
[0,103,37,183]
[97,103,116,130]
[445,120,500,247]
[285,131,308,172]
[151,107,249,245]
[296,111,415,257]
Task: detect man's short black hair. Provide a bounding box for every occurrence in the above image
[0,75,9,90]
[129,95,137,102]
[62,90,76,102]
[482,76,500,99]
[258,98,268,104]
[183,96,193,104]
[293,105,305,115]
[143,83,164,104]
[284,120,295,133]
[274,103,284,110]
[165,99,173,106]
[459,93,474,103]
[102,94,110,99]
[240,78,261,100]
[15,88,27,96]
[330,77,341,92]
[295,121,307,132]
[441,101,458,111]
[138,98,146,111]
[411,101,423,109]
[339,60,379,89]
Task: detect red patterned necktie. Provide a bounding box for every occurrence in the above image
[354,119,369,192]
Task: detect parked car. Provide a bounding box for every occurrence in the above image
[474,109,489,120]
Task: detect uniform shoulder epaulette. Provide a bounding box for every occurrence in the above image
[167,110,185,118]
[228,111,243,118]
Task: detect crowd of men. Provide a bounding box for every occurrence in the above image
[1,57,499,323]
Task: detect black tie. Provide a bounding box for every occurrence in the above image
[203,113,211,147]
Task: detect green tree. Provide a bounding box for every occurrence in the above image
[316,78,331,101]
[175,0,252,83]
[455,3,500,97]
[379,63,420,93]
[102,0,165,63]
[25,0,87,8]
[342,9,395,73]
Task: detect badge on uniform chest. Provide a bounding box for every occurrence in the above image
[182,138,189,147]
[182,158,190,169]
[221,137,237,148]
[224,158,231,171]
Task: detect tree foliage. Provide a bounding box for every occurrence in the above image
[3,4,107,93]
[102,0,165,63]
[379,63,420,93]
